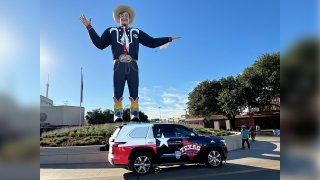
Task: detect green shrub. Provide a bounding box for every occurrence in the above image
[40,124,117,147]
[40,140,51,146]
[40,123,233,147]
[69,132,76,137]
[177,123,233,136]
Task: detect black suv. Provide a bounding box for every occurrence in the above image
[108,123,228,175]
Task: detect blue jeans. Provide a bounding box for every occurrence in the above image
[113,61,139,101]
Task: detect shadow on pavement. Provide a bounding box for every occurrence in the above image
[227,138,280,161]
[122,137,280,180]
[40,162,120,169]
[122,163,279,180]
[40,136,280,180]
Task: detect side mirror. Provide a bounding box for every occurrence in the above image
[187,132,196,138]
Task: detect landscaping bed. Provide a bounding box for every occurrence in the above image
[40,124,118,147]
[182,124,234,136]
[40,123,233,147]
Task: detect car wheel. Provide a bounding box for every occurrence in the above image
[205,149,223,167]
[130,153,153,175]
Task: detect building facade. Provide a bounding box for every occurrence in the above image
[40,95,53,106]
[40,95,85,133]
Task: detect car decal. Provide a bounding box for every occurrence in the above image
[175,151,182,159]
[156,133,170,147]
[112,144,156,165]
[178,138,201,160]
[109,124,228,167]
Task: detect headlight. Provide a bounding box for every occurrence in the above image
[221,139,226,145]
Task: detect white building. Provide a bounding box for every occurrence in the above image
[40,95,53,106]
[40,78,85,130]
[40,105,85,127]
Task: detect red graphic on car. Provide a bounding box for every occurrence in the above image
[179,138,201,160]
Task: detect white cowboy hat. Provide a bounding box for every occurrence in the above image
[113,5,135,25]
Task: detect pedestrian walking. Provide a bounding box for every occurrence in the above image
[241,125,250,149]
[249,126,256,141]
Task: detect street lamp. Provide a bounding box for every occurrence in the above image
[184,108,188,118]
[158,107,162,120]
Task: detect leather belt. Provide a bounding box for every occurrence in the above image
[114,54,137,63]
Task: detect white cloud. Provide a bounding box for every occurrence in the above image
[137,86,190,119]
[162,96,176,104]
[144,106,186,120]
[161,92,187,105]
[139,87,157,106]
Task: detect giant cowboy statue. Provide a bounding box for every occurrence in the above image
[80,5,180,122]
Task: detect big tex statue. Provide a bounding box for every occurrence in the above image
[80,5,180,122]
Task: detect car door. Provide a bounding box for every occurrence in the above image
[172,125,201,162]
[153,124,177,163]
[153,124,189,163]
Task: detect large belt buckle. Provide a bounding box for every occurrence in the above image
[119,54,132,63]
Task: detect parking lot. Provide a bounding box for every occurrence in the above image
[40,136,280,180]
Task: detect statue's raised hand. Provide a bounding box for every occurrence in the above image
[80,15,91,27]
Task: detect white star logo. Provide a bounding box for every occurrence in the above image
[157,133,170,147]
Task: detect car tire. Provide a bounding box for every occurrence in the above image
[130,152,153,175]
[205,149,223,168]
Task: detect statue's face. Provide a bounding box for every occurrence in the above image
[119,12,130,26]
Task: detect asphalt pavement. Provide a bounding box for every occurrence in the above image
[40,136,280,180]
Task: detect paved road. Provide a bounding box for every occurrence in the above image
[40,136,280,180]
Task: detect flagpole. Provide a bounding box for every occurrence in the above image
[80,67,83,126]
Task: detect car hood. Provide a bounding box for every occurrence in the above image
[191,135,224,144]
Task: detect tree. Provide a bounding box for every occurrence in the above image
[187,80,222,117]
[238,67,261,110]
[103,109,114,123]
[217,76,245,129]
[239,53,280,111]
[123,108,131,122]
[139,111,149,122]
[150,118,160,122]
[186,53,280,129]
[123,108,149,122]
[86,108,110,124]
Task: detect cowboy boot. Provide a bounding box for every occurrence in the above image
[114,97,123,122]
[129,97,139,121]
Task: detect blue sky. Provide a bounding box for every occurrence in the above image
[0,1,39,106]
[280,0,318,51]
[39,0,281,119]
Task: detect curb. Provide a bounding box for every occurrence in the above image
[222,132,242,151]
[40,145,108,164]
[40,134,243,164]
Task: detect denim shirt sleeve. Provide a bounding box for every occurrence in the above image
[88,27,111,50]
[138,29,170,48]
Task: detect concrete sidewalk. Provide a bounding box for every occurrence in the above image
[40,136,280,180]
